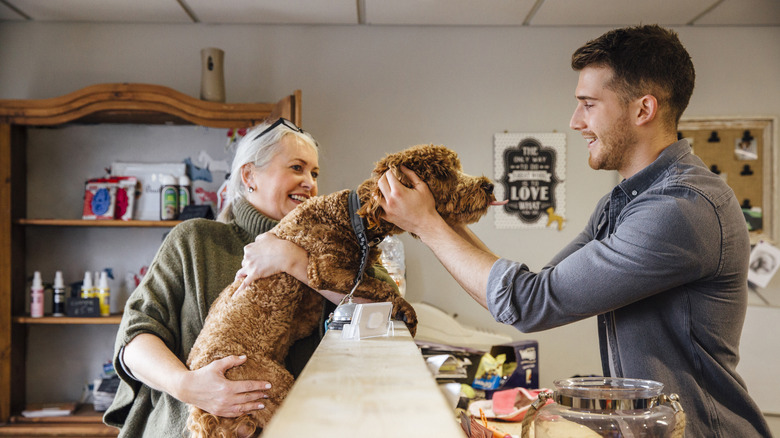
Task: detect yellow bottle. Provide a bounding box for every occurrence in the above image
[97,271,111,317]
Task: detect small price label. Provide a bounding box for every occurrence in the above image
[65,297,101,317]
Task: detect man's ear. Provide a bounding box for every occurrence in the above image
[635,94,658,126]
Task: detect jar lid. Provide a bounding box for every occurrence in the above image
[553,377,664,410]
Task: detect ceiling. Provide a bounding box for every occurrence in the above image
[0,0,778,26]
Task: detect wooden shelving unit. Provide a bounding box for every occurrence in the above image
[0,83,301,434]
[18,218,182,227]
[13,315,123,325]
[0,405,116,437]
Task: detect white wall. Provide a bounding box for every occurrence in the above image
[1,22,779,418]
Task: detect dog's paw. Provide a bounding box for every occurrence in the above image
[393,300,418,337]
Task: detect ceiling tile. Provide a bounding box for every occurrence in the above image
[694,0,780,26]
[0,0,776,26]
[0,2,27,21]
[364,0,539,26]
[530,0,718,26]
[186,0,357,24]
[4,0,191,23]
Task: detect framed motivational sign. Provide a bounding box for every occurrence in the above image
[494,132,566,230]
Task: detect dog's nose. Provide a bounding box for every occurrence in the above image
[481,181,494,195]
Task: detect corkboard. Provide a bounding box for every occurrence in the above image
[680,127,762,211]
[679,117,777,243]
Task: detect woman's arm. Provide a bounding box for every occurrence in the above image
[234,233,373,304]
[122,333,271,417]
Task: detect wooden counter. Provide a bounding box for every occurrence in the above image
[263,321,464,437]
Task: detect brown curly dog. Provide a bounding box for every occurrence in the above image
[185,144,501,437]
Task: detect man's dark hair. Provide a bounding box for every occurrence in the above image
[571,24,695,129]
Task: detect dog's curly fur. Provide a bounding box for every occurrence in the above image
[185,144,498,437]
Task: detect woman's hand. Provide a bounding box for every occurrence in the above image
[235,232,309,293]
[123,334,271,417]
[177,355,271,417]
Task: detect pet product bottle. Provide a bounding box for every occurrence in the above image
[52,271,66,317]
[30,271,44,318]
[160,174,179,220]
[81,271,94,299]
[379,235,406,297]
[178,174,191,214]
[97,271,111,317]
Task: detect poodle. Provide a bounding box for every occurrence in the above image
[185,144,502,437]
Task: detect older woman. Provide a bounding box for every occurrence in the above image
[105,118,396,437]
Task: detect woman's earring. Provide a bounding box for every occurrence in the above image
[248,186,255,193]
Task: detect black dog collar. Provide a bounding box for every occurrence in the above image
[347,190,381,287]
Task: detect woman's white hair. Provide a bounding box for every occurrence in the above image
[217,119,319,223]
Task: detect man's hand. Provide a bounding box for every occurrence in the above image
[178,355,271,417]
[377,165,441,235]
[377,166,498,309]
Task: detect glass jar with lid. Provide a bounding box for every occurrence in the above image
[521,377,685,438]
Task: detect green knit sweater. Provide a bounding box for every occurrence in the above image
[103,198,395,437]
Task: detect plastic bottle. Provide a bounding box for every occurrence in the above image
[52,271,66,317]
[30,271,44,318]
[379,235,407,297]
[160,174,179,220]
[178,174,191,214]
[81,271,94,299]
[97,271,111,317]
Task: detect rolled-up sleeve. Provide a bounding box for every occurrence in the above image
[487,258,528,325]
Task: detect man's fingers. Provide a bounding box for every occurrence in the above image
[382,169,402,190]
[377,173,392,201]
[398,165,424,186]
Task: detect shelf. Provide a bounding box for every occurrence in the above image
[17,218,181,227]
[0,83,302,425]
[13,315,122,325]
[2,404,117,437]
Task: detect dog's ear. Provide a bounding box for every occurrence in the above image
[358,188,384,229]
[396,144,460,182]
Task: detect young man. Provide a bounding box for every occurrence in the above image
[378,25,770,437]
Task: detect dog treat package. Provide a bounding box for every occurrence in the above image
[82,177,138,220]
[113,176,138,221]
[488,341,539,391]
[472,353,507,390]
[83,178,118,220]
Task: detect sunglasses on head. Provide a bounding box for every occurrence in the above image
[253,118,305,142]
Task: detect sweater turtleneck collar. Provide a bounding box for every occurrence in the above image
[232,197,278,238]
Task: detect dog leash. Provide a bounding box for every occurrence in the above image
[327,190,382,330]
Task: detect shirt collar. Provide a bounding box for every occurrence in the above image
[617,139,691,200]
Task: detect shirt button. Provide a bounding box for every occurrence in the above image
[631,190,638,196]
